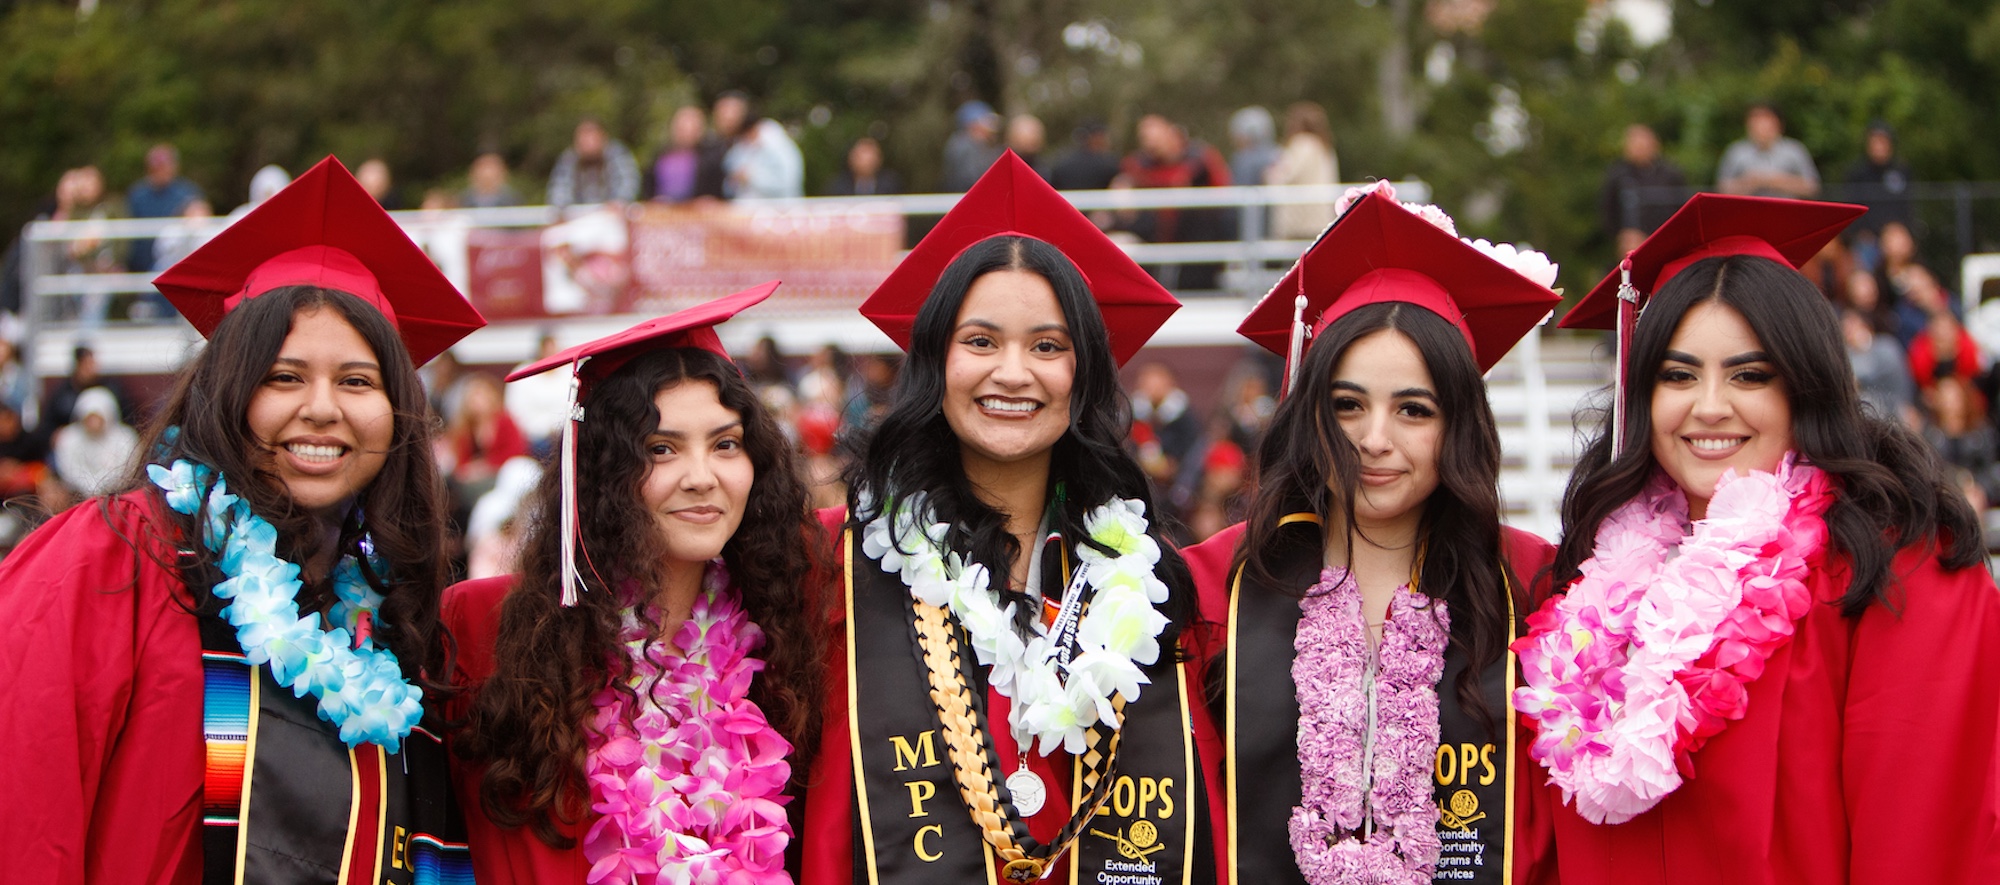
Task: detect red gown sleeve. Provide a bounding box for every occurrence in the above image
[0,494,205,885]
[1501,527,1561,885]
[442,575,595,885]
[801,511,855,885]
[1842,552,2000,883]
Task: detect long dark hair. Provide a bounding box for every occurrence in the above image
[126,285,451,688]
[844,234,1195,639]
[1236,301,1519,731]
[457,347,824,848]
[1553,255,1982,613]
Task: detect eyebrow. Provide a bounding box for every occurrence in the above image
[650,420,744,440]
[1662,349,1770,368]
[274,357,381,373]
[1330,379,1437,400]
[956,319,1071,335]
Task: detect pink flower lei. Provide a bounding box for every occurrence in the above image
[1511,455,1832,824]
[1290,567,1450,885]
[582,560,796,884]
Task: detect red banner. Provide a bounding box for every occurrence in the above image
[461,203,906,320]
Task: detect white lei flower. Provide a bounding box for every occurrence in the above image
[863,491,1171,756]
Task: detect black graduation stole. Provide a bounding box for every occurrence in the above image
[1223,517,1517,885]
[843,525,1208,884]
[196,611,473,885]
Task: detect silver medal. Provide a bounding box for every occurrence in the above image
[1006,765,1047,817]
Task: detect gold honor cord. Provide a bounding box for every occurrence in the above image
[911,599,1127,882]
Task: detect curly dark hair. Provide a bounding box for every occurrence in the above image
[456,346,825,848]
[1235,301,1522,734]
[1553,255,1983,613]
[842,234,1196,641]
[123,286,452,689]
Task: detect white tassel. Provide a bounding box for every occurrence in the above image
[1612,259,1639,458]
[558,358,589,606]
[1283,293,1310,398]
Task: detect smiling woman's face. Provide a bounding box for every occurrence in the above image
[1648,300,1794,519]
[640,380,753,566]
[1326,329,1442,531]
[941,269,1075,477]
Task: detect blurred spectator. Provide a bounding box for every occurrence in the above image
[1227,106,1281,194]
[1049,119,1121,192]
[651,106,708,203]
[1599,123,1688,255]
[1842,306,1918,427]
[1120,114,1234,289]
[1266,101,1340,240]
[723,98,804,199]
[796,343,851,411]
[125,143,203,273]
[461,153,522,209]
[221,165,294,226]
[151,198,216,273]
[1923,376,2000,502]
[1006,114,1050,179]
[942,101,1004,192]
[356,157,401,209]
[504,332,570,456]
[465,456,540,580]
[0,338,31,429]
[702,93,748,200]
[423,348,469,422]
[1841,267,1898,339]
[548,118,641,209]
[439,373,529,519]
[1131,362,1202,487]
[843,353,900,433]
[796,404,846,511]
[1184,437,1249,542]
[51,387,137,498]
[1717,103,1819,198]
[827,137,903,196]
[1842,121,1914,268]
[743,335,795,393]
[53,166,126,275]
[1909,309,1981,394]
[0,401,52,502]
[44,346,132,431]
[1220,366,1277,454]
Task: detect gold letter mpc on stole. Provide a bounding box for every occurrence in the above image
[891,731,941,771]
[905,780,937,818]
[915,824,944,862]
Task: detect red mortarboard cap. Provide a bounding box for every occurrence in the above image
[507,280,778,397]
[1238,188,1561,376]
[859,150,1179,366]
[152,156,486,367]
[1560,193,1864,330]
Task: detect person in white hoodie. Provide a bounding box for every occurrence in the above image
[51,386,138,497]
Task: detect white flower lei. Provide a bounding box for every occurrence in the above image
[862,491,1171,756]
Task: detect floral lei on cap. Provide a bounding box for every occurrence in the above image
[1511,455,1832,824]
[1290,568,1448,884]
[148,458,424,752]
[862,490,1171,756]
[1332,181,1559,288]
[581,559,794,885]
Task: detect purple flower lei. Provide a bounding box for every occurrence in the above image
[580,560,796,884]
[1289,567,1450,885]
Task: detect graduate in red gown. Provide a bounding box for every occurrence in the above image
[444,284,823,884]
[1179,182,1564,885]
[0,157,485,885]
[1514,193,2000,883]
[799,151,1228,884]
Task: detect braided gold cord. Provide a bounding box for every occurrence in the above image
[910,600,1132,875]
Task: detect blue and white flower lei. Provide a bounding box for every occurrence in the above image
[863,491,1171,756]
[149,458,425,752]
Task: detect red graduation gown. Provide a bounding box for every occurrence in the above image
[441,575,594,885]
[799,509,1232,884]
[1536,546,2000,884]
[0,493,206,885]
[1179,521,1561,885]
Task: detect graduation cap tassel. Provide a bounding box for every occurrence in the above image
[558,358,590,607]
[1612,258,1639,457]
[1283,294,1310,398]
